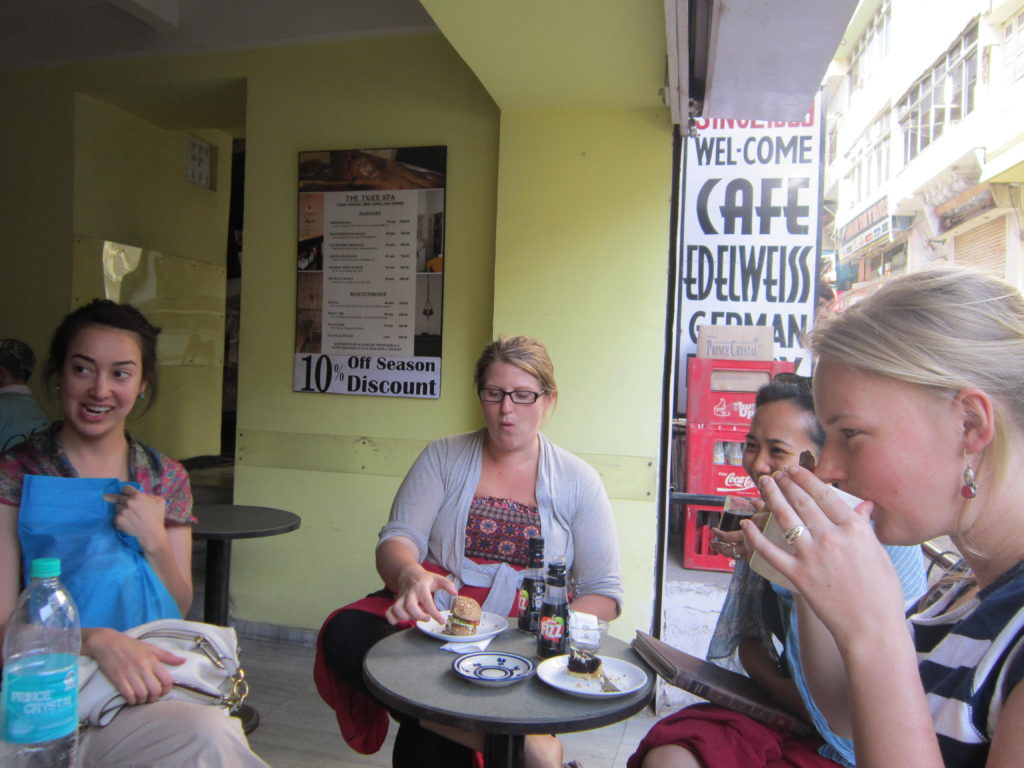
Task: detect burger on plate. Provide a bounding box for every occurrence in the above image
[444,596,482,636]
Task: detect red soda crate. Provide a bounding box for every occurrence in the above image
[682,504,736,572]
[686,358,795,427]
[684,424,759,497]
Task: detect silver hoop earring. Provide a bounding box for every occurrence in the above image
[961,451,978,500]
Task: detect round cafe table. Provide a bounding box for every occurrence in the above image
[192,504,301,626]
[364,620,653,768]
[192,504,301,733]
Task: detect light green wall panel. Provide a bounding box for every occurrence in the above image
[492,107,674,634]
[229,465,405,628]
[235,36,500,446]
[0,69,77,389]
[228,36,502,627]
[70,95,230,458]
[492,108,672,458]
[612,498,663,640]
[72,94,232,263]
[237,428,656,500]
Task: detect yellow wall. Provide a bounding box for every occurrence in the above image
[0,33,674,636]
[70,94,231,458]
[492,108,672,635]
[229,36,503,625]
[0,68,77,406]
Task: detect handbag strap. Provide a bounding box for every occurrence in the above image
[134,627,235,671]
[133,625,249,708]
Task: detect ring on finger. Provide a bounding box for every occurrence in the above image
[783,524,807,545]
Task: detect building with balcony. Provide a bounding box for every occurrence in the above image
[824,0,1024,291]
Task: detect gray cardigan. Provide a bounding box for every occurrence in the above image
[378,429,622,614]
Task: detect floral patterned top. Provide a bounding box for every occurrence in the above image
[0,422,195,524]
[464,495,541,567]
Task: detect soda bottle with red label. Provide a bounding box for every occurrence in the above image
[536,561,568,658]
[517,537,545,633]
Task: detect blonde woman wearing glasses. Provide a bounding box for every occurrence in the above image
[314,335,622,768]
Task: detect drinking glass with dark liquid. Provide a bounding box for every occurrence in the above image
[716,495,758,532]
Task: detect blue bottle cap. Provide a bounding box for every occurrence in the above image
[29,558,61,579]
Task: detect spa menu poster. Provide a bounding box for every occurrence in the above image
[294,146,446,398]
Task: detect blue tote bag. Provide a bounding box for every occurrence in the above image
[18,474,181,630]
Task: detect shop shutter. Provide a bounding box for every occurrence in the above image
[954,216,1007,276]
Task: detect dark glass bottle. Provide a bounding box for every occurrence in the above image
[517,537,546,633]
[536,561,569,658]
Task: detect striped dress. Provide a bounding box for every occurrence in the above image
[910,559,1024,766]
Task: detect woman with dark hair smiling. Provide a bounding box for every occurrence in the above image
[0,299,267,767]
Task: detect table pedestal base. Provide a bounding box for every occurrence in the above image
[484,733,525,768]
[232,703,260,735]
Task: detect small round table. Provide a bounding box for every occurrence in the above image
[192,504,301,733]
[192,504,301,626]
[364,622,653,768]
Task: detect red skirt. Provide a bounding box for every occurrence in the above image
[312,561,508,757]
[627,704,840,768]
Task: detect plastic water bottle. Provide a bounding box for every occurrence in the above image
[2,558,80,767]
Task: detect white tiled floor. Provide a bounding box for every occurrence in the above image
[241,636,661,767]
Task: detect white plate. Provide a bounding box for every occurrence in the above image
[536,655,648,698]
[452,652,535,687]
[415,611,508,643]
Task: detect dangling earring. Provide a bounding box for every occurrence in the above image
[961,451,978,499]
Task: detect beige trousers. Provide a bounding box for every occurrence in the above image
[78,700,269,768]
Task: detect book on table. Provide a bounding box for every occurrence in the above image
[631,630,814,738]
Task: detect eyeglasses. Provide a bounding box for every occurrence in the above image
[478,387,546,405]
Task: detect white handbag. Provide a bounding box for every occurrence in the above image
[77,619,249,727]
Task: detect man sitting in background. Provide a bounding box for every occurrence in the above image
[0,338,48,451]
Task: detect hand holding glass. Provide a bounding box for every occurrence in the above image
[716,495,758,532]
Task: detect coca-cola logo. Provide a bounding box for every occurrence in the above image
[722,472,755,490]
[539,616,565,640]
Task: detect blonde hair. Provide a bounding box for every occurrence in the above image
[809,266,1024,492]
[474,335,558,402]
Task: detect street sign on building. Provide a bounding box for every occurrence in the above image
[676,95,823,413]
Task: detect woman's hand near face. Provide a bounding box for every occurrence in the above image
[743,467,905,646]
[711,527,748,559]
[82,627,185,705]
[711,502,768,560]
